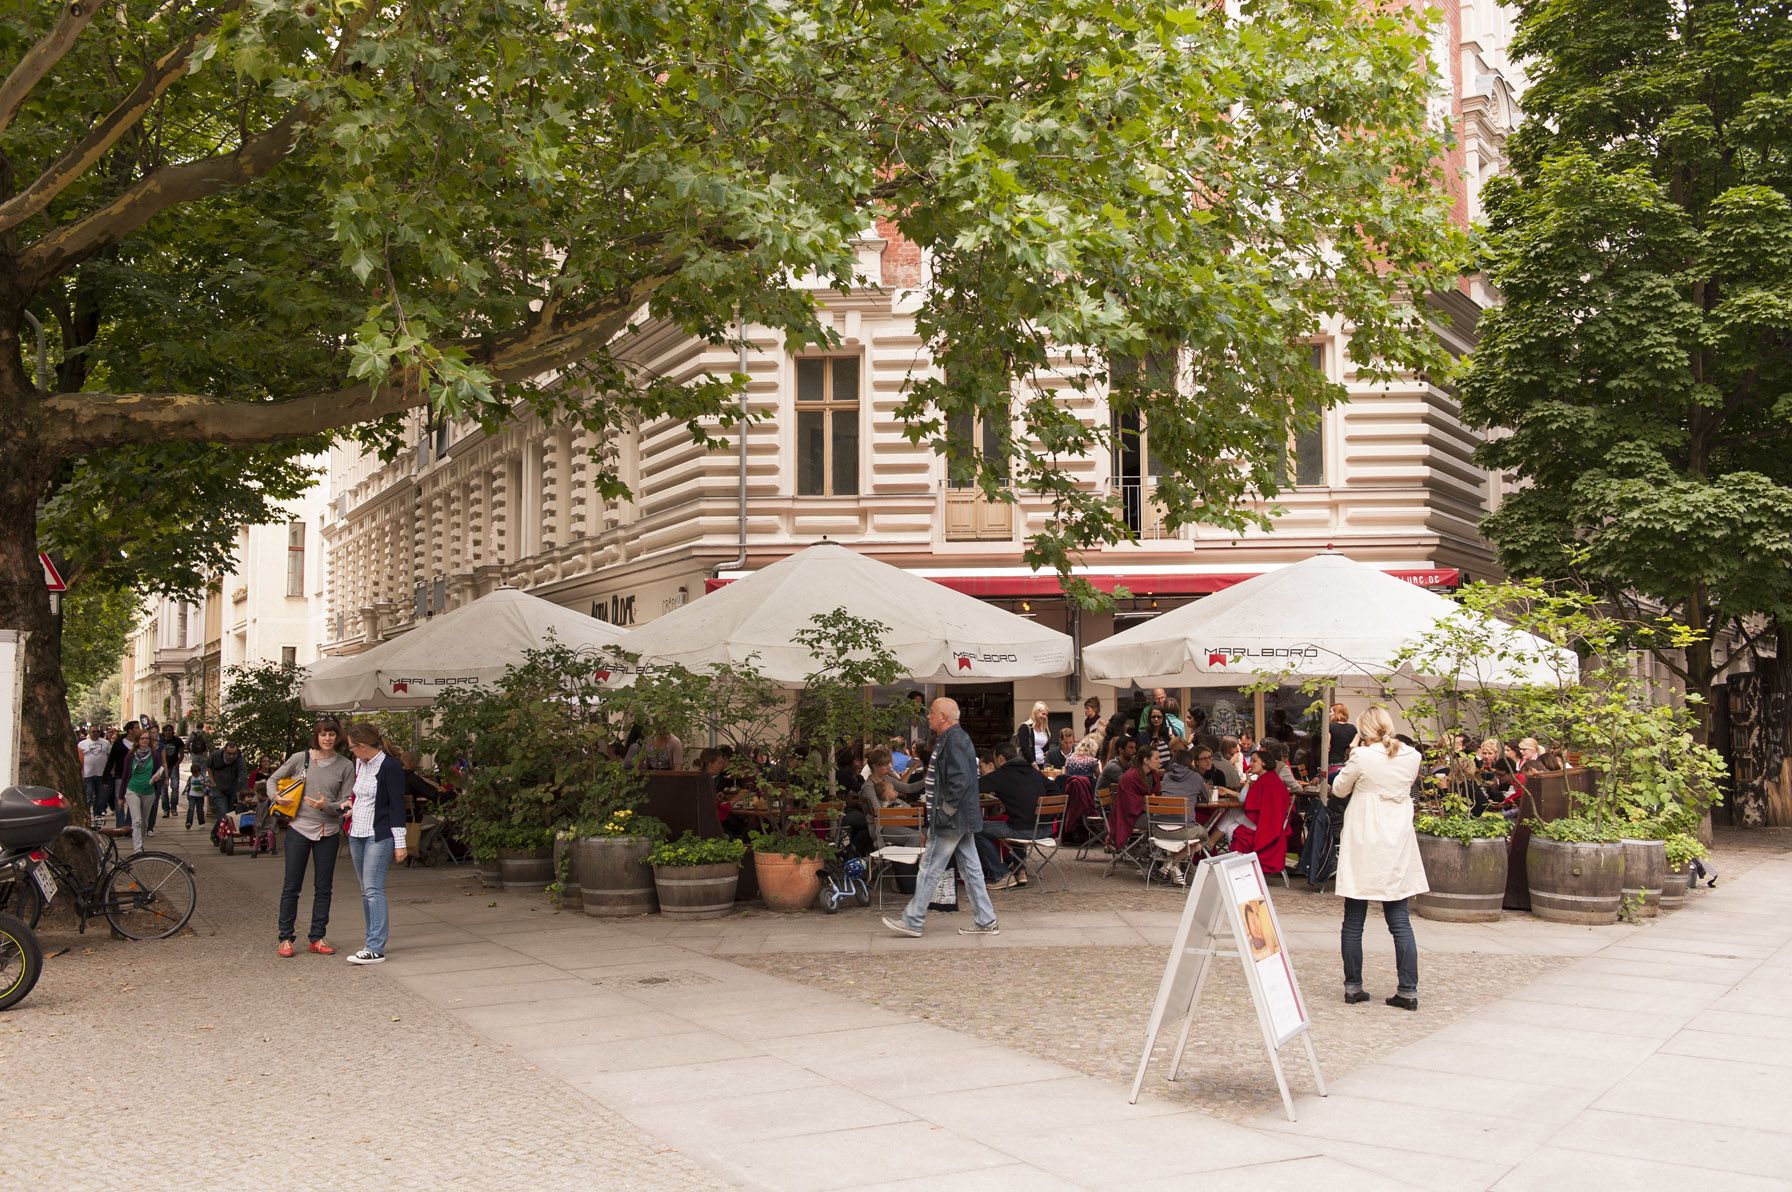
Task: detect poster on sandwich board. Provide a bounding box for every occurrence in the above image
[1128,851,1324,1121]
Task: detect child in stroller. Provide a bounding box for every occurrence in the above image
[212,786,277,857]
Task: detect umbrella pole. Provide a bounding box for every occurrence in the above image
[1319,684,1335,795]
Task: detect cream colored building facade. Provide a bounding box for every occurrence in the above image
[321,1,1525,743]
[122,473,330,727]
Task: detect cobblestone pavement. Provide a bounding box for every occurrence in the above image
[728,826,1788,1121]
[0,832,731,1192]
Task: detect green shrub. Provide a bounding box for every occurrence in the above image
[1414,809,1512,842]
[649,833,748,868]
[1664,832,1710,870]
[1529,816,1622,844]
[748,827,835,860]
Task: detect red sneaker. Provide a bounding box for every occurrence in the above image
[277,940,295,958]
[308,940,336,955]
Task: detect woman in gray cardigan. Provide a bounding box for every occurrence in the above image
[268,718,356,957]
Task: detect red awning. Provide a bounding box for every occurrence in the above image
[707,567,1460,597]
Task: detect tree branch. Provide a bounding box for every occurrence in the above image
[34,273,671,454]
[0,0,109,140]
[16,106,304,290]
[0,3,240,234]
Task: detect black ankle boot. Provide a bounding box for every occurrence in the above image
[1385,994,1418,1011]
[1344,990,1371,1004]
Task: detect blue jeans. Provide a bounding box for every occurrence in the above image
[1342,897,1418,996]
[974,819,1035,879]
[281,831,342,943]
[348,835,395,954]
[900,829,997,932]
[84,775,108,817]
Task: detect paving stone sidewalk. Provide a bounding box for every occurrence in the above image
[13,828,1791,1191]
[0,833,730,1192]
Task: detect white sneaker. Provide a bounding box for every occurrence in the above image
[958,921,1000,936]
[346,949,386,965]
[881,916,922,938]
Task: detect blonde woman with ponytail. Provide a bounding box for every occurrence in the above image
[1331,705,1427,1010]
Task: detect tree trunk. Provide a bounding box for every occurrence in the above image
[0,330,78,797]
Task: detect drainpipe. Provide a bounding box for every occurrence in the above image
[714,310,750,581]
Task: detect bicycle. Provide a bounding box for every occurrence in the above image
[0,824,197,941]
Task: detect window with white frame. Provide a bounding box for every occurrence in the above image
[794,355,861,496]
[285,521,305,597]
[1281,342,1328,488]
[1109,349,1175,533]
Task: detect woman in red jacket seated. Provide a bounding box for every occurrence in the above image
[1225,741,1293,875]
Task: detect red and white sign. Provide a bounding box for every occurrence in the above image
[39,553,65,592]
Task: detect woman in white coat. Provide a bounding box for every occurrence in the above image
[1331,706,1427,1010]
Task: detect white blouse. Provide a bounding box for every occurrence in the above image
[348,751,405,847]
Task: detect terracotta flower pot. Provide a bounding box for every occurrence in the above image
[753,850,824,913]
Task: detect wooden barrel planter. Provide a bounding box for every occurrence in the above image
[497,847,554,892]
[1414,835,1508,923]
[1527,838,1625,924]
[1620,838,1667,918]
[475,857,503,888]
[1659,867,1692,910]
[574,837,658,917]
[652,862,742,920]
[754,850,824,912]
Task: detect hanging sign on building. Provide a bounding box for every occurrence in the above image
[1128,851,1325,1122]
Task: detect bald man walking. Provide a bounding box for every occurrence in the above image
[883,697,1000,938]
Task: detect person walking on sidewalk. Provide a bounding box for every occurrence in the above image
[343,722,408,964]
[121,730,165,854]
[158,724,184,817]
[883,697,999,939]
[78,726,110,818]
[1331,706,1428,1011]
[207,743,247,830]
[267,718,355,959]
[106,725,136,828]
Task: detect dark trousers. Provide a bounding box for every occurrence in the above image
[84,775,109,818]
[279,830,341,943]
[186,789,207,827]
[1341,897,1419,996]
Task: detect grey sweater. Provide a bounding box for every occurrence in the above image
[267,750,355,841]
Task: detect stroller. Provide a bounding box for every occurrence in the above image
[213,791,277,857]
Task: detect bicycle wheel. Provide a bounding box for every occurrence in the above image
[0,911,42,1010]
[0,871,44,929]
[103,852,196,940]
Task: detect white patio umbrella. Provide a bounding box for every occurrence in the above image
[301,586,628,710]
[1083,553,1572,691]
[603,543,1074,685]
[1082,553,1577,774]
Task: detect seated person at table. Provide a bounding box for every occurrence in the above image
[887,737,912,776]
[1112,746,1162,846]
[849,748,923,854]
[1043,726,1077,769]
[1193,744,1232,795]
[1209,743,1293,870]
[976,741,1047,889]
[1100,736,1137,793]
[1063,736,1102,783]
[1215,736,1246,789]
[1153,746,1212,884]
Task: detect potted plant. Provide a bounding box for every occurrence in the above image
[648,833,748,919]
[572,804,669,917]
[1413,789,1511,922]
[494,825,557,891]
[466,824,503,888]
[744,609,904,912]
[1660,832,1708,910]
[1526,815,1626,924]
